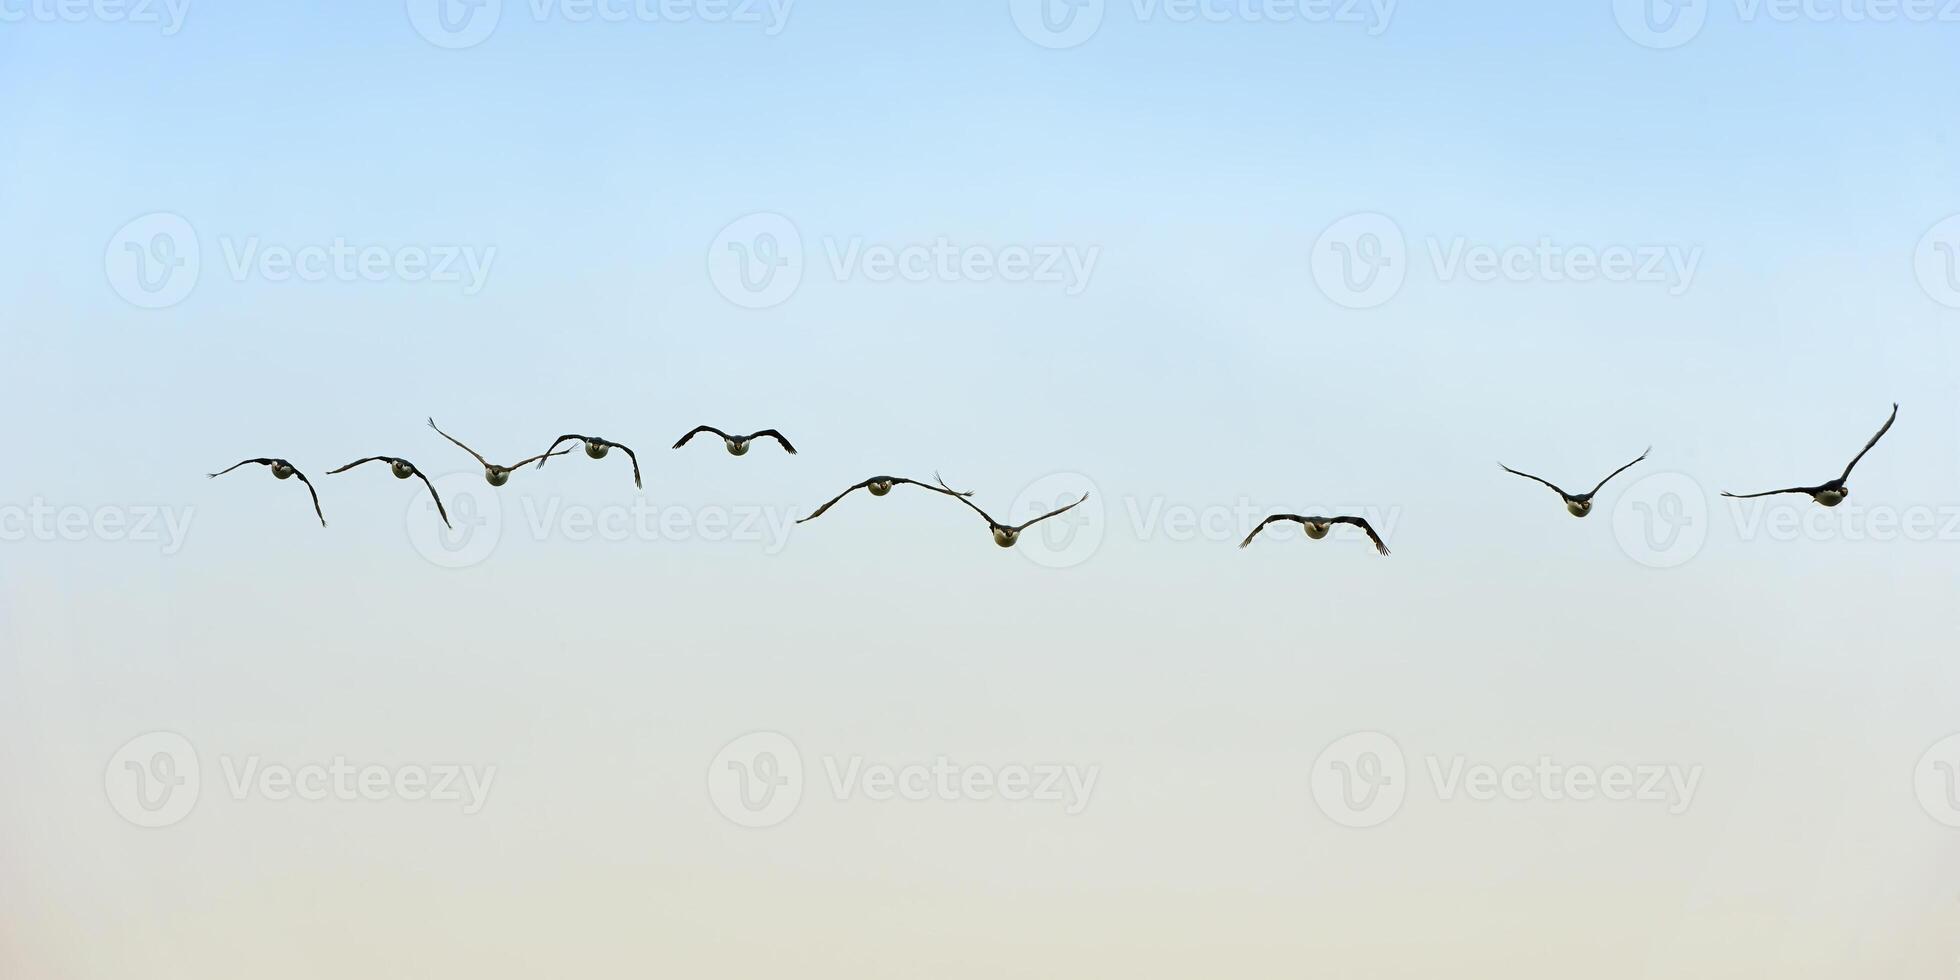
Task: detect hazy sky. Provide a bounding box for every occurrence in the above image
[3,2,1960,977]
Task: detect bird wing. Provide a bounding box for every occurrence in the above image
[1500,464,1574,500]
[933,476,1000,527]
[537,435,585,468]
[509,447,573,469]
[1009,493,1091,533]
[1839,402,1899,482]
[208,458,274,478]
[1721,486,1818,500]
[672,425,730,449]
[613,441,643,489]
[411,468,452,528]
[1330,515,1390,555]
[326,456,391,475]
[291,468,327,527]
[427,418,490,468]
[751,429,797,454]
[1239,514,1306,548]
[796,479,875,524]
[1587,447,1652,497]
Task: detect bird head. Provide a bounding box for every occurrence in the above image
[486,467,510,487]
[390,460,416,480]
[726,438,750,456]
[585,440,610,460]
[868,480,894,496]
[1566,499,1593,518]
[1303,522,1330,540]
[993,527,1020,548]
[271,462,295,480]
[1817,487,1847,507]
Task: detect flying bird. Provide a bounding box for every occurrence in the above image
[427,418,568,487]
[537,434,642,489]
[1500,448,1651,517]
[672,426,796,456]
[207,458,326,527]
[797,475,973,525]
[1723,402,1897,508]
[937,477,1090,548]
[326,456,451,528]
[1239,514,1389,555]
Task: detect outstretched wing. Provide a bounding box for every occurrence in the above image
[290,469,327,527]
[672,425,730,449]
[510,447,573,469]
[427,418,489,468]
[326,456,391,475]
[1500,464,1574,500]
[410,469,451,528]
[1721,486,1818,500]
[613,441,643,489]
[934,475,1000,528]
[1009,493,1090,533]
[208,458,273,478]
[1839,402,1899,482]
[537,435,585,469]
[1587,447,1652,497]
[1239,514,1306,549]
[797,479,875,524]
[751,429,797,454]
[1330,516,1390,555]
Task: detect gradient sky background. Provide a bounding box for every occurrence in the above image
[4,2,1960,977]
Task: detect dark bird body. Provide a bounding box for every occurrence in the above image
[673,426,795,457]
[327,456,451,527]
[1240,514,1389,554]
[1500,448,1650,517]
[1723,403,1897,507]
[208,458,326,527]
[538,434,642,488]
[428,418,568,487]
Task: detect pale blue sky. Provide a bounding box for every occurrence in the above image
[3,3,1960,977]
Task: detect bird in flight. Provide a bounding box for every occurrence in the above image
[326,456,450,528]
[937,477,1090,548]
[1239,514,1389,555]
[427,418,569,487]
[208,458,326,527]
[1723,402,1897,508]
[537,434,641,489]
[672,426,796,457]
[1500,448,1650,517]
[797,475,974,524]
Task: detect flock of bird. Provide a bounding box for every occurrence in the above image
[209,404,1901,554]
